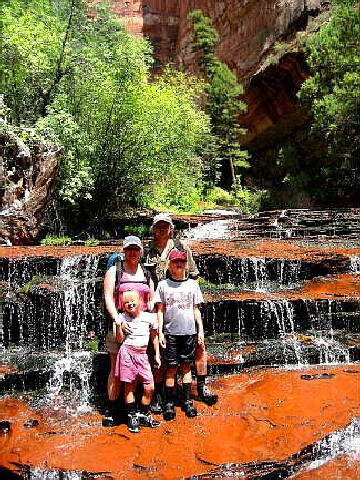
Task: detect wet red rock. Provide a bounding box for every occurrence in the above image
[2,238,359,260]
[0,364,18,375]
[0,245,118,259]
[293,455,360,480]
[190,238,360,261]
[1,366,359,479]
[205,273,360,301]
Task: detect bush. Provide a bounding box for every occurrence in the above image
[40,235,71,246]
[206,187,235,206]
[84,238,100,247]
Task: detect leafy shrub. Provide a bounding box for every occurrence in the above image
[84,238,100,247]
[206,187,235,206]
[124,224,149,237]
[40,235,71,246]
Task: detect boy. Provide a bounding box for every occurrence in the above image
[154,250,205,420]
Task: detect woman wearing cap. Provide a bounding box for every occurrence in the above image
[144,214,218,411]
[103,235,154,426]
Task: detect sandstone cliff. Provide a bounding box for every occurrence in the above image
[104,0,330,152]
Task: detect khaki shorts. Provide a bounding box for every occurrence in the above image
[106,331,121,354]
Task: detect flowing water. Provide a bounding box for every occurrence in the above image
[0,208,359,478]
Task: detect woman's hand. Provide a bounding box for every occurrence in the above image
[159,332,166,349]
[121,321,132,335]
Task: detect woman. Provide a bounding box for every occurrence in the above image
[103,235,154,427]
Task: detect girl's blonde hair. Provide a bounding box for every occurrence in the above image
[122,290,142,316]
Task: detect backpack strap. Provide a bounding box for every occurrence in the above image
[141,264,152,285]
[173,238,185,252]
[115,259,123,291]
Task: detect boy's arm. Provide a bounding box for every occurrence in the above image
[194,305,204,346]
[157,302,166,348]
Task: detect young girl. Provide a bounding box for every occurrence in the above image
[154,249,205,421]
[115,290,161,433]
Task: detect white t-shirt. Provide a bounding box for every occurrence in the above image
[121,311,158,347]
[154,278,204,335]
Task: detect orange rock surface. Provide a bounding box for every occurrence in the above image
[205,273,360,301]
[1,365,359,479]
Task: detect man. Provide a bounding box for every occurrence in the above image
[144,213,218,409]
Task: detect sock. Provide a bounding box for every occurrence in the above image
[126,402,136,415]
[140,403,150,415]
[197,375,206,392]
[182,383,191,402]
[154,382,163,397]
[165,386,175,404]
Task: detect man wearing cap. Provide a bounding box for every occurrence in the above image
[144,213,218,409]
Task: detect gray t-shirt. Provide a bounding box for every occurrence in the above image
[121,311,158,347]
[154,278,204,335]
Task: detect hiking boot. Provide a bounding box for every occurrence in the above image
[182,400,197,418]
[138,412,161,428]
[163,402,176,421]
[127,412,140,433]
[198,385,218,406]
[102,408,116,427]
[150,392,163,414]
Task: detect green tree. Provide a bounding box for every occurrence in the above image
[188,10,249,197]
[298,0,360,201]
[2,0,212,224]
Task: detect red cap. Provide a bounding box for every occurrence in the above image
[169,250,187,262]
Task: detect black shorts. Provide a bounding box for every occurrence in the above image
[164,334,196,366]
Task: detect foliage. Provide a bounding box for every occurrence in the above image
[205,186,235,206]
[84,238,100,247]
[40,234,72,246]
[188,10,250,196]
[83,338,99,353]
[298,0,359,198]
[1,0,212,223]
[22,276,47,295]
[124,224,149,237]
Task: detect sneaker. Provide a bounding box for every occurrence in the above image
[150,392,163,414]
[182,400,197,418]
[127,412,140,433]
[198,385,218,406]
[102,408,115,427]
[138,412,161,428]
[163,402,176,421]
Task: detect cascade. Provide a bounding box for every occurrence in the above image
[1,208,359,479]
[1,254,105,412]
[350,255,360,273]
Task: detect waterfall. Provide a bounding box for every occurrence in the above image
[261,299,304,365]
[304,299,350,364]
[197,255,303,291]
[43,255,101,413]
[350,256,360,273]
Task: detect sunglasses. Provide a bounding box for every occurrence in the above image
[124,246,141,251]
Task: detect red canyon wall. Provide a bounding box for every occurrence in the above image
[104,1,329,150]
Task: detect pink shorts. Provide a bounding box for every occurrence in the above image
[115,344,154,385]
